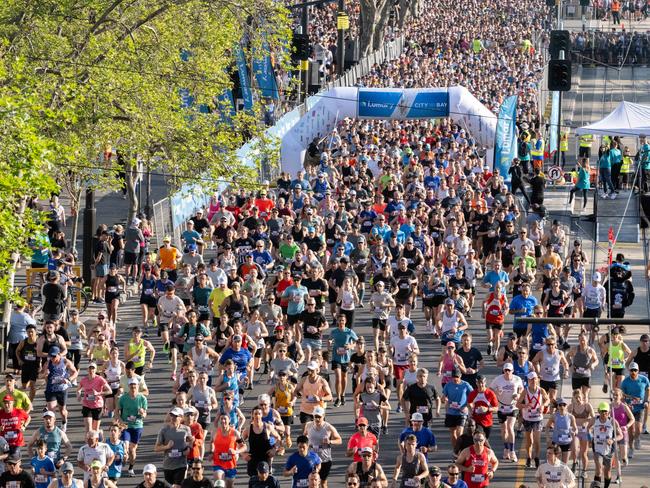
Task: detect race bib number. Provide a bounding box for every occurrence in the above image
[297,480,309,488]
[337,347,346,356]
[25,353,36,361]
[417,406,428,414]
[576,367,587,374]
[278,407,288,414]
[450,402,460,409]
[501,404,514,413]
[107,286,118,293]
[471,474,485,483]
[219,453,232,461]
[144,289,154,295]
[35,475,47,483]
[404,479,419,487]
[559,434,571,443]
[5,431,16,439]
[128,416,136,421]
[169,449,182,458]
[307,326,318,334]
[85,394,96,402]
[198,305,208,312]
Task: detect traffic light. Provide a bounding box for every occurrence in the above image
[548,60,572,91]
[292,33,311,61]
[550,30,571,60]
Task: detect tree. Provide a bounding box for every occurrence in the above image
[0,0,292,226]
[359,0,393,56]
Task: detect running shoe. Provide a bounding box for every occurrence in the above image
[525,458,532,468]
[340,396,346,406]
[510,451,518,463]
[333,398,340,407]
[634,437,641,450]
[127,469,136,477]
[487,343,493,356]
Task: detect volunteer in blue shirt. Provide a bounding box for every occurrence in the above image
[284,435,321,488]
[330,314,358,408]
[598,145,616,198]
[509,283,538,338]
[621,361,650,453]
[442,368,473,450]
[482,262,509,292]
[399,413,437,455]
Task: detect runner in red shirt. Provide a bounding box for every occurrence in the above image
[0,395,30,454]
[345,417,378,462]
[467,375,499,439]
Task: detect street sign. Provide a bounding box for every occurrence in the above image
[548,165,563,181]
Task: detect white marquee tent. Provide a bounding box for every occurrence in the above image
[576,100,650,137]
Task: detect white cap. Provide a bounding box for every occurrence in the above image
[170,407,184,417]
[143,464,157,474]
[502,363,514,371]
[410,412,424,422]
[313,406,325,416]
[629,362,640,371]
[128,378,139,386]
[307,361,319,370]
[43,411,56,418]
[527,371,538,380]
[592,272,602,282]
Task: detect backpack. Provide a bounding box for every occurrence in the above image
[519,139,530,157]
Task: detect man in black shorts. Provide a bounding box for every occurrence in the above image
[154,407,193,488]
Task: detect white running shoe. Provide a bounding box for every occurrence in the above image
[511,451,518,463]
[609,192,617,199]
[503,448,510,460]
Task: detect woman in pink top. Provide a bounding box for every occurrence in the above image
[612,388,634,464]
[436,341,466,387]
[77,362,112,433]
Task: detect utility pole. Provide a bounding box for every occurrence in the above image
[82,188,96,285]
[301,7,309,101]
[336,0,348,76]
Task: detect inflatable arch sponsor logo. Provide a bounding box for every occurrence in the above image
[358,89,450,119]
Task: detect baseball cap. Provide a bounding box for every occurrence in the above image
[43,410,56,418]
[592,272,602,282]
[629,362,640,371]
[88,362,97,369]
[429,466,441,475]
[163,235,171,242]
[49,346,61,357]
[257,461,270,473]
[598,402,610,412]
[2,395,14,402]
[184,406,198,416]
[313,406,325,417]
[307,361,319,370]
[187,243,197,252]
[214,481,226,488]
[359,446,373,454]
[128,378,139,386]
[557,398,568,405]
[170,407,184,417]
[410,412,424,422]
[4,373,14,380]
[90,460,103,469]
[5,454,20,464]
[61,462,74,473]
[445,298,454,305]
[503,363,514,371]
[143,464,157,474]
[356,417,369,426]
[527,371,538,380]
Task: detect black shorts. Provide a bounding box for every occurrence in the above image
[513,328,527,339]
[328,292,338,305]
[431,296,446,308]
[281,415,293,426]
[523,420,543,432]
[356,272,366,283]
[124,252,139,265]
[444,414,467,428]
[557,442,572,452]
[287,314,300,326]
[20,363,39,384]
[612,367,625,376]
[45,390,68,406]
[572,376,591,390]
[498,410,518,423]
[319,461,332,480]
[139,295,157,307]
[164,467,187,485]
[422,298,436,309]
[331,361,349,372]
[563,306,574,317]
[372,318,387,330]
[82,406,102,420]
[540,379,559,392]
[299,412,314,424]
[579,146,590,158]
[584,308,601,318]
[489,322,504,330]
[105,388,120,399]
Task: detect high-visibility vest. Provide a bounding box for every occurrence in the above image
[560,132,569,151]
[612,0,621,11]
[579,134,593,147]
[603,135,611,148]
[472,39,482,53]
[621,156,633,174]
[531,139,544,159]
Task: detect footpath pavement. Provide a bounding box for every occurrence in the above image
[12,184,650,488]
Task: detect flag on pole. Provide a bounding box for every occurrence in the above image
[607,226,615,265]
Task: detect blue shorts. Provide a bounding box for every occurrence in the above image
[302,338,322,351]
[96,264,109,277]
[121,427,143,445]
[212,466,237,479]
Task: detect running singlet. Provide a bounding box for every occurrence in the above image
[523,388,543,421]
[463,445,490,488]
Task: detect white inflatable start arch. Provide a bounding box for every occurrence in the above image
[280,86,498,174]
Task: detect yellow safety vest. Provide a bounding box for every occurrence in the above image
[560,132,568,151]
[621,156,633,174]
[603,135,611,148]
[531,139,544,158]
[472,39,482,53]
[579,134,593,147]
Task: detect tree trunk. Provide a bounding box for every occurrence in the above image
[125,159,138,225]
[70,187,82,252]
[358,0,376,57]
[372,0,392,52]
[1,197,27,370]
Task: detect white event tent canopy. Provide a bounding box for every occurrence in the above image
[576,100,650,137]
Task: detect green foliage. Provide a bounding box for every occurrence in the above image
[0,0,292,298]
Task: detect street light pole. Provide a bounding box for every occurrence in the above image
[337,0,346,76]
[82,188,96,286]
